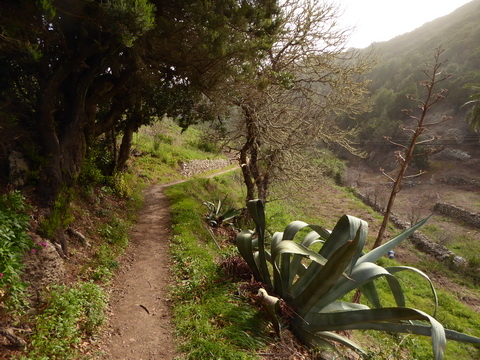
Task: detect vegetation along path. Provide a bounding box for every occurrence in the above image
[101,167,238,359]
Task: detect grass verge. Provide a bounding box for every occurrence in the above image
[165,175,274,359]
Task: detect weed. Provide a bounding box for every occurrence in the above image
[0,191,33,313]
[19,282,107,360]
[38,187,74,238]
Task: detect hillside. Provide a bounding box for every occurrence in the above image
[337,0,480,281]
[349,0,480,167]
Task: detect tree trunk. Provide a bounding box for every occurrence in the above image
[116,118,137,173]
[239,147,256,202]
[37,55,98,205]
[36,64,71,205]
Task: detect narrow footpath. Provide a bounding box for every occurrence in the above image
[102,184,177,360]
[101,166,238,359]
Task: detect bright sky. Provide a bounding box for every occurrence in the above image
[335,0,474,48]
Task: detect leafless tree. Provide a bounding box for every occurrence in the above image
[216,0,373,203]
[373,48,451,249]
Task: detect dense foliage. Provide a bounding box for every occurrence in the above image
[0,0,280,204]
[0,191,33,311]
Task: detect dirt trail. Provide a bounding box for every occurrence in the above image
[101,167,238,360]
[102,184,177,360]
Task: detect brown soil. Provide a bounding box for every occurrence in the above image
[100,184,178,360]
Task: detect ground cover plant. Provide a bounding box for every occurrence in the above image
[17,282,107,360]
[165,175,273,359]
[0,191,33,314]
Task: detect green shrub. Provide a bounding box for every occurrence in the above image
[153,133,173,151]
[38,187,74,238]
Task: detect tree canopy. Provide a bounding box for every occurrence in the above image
[0,0,280,203]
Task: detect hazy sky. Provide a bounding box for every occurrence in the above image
[335,0,474,48]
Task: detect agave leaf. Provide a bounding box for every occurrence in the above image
[292,228,361,316]
[294,327,366,355]
[281,221,313,295]
[247,200,271,286]
[385,274,406,308]
[386,266,438,317]
[247,200,266,233]
[319,215,367,267]
[294,327,336,352]
[271,241,329,272]
[321,301,370,312]
[288,216,366,299]
[282,221,330,241]
[281,223,329,296]
[360,272,406,309]
[289,231,323,286]
[271,240,329,300]
[271,232,284,294]
[360,280,382,309]
[222,208,241,222]
[282,221,310,240]
[236,230,261,280]
[304,307,446,360]
[442,329,480,344]
[358,216,430,265]
[314,261,393,311]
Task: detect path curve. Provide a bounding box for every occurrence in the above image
[102,166,239,359]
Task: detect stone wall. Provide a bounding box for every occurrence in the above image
[180,158,234,177]
[355,190,467,270]
[434,202,480,228]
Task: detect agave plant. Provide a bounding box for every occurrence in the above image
[203,199,242,228]
[236,200,480,359]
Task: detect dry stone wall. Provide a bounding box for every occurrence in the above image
[434,202,480,228]
[180,159,233,177]
[355,190,467,270]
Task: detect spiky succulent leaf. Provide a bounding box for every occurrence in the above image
[292,228,362,316]
[236,229,261,279]
[289,230,324,286]
[358,216,430,265]
[386,266,438,316]
[313,261,395,311]
[247,200,271,286]
[294,327,366,355]
[304,307,446,360]
[319,215,367,270]
[278,222,330,296]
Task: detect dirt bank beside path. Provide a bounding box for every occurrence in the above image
[101,166,239,360]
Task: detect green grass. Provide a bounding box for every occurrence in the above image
[163,170,480,359]
[131,119,225,184]
[165,176,271,359]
